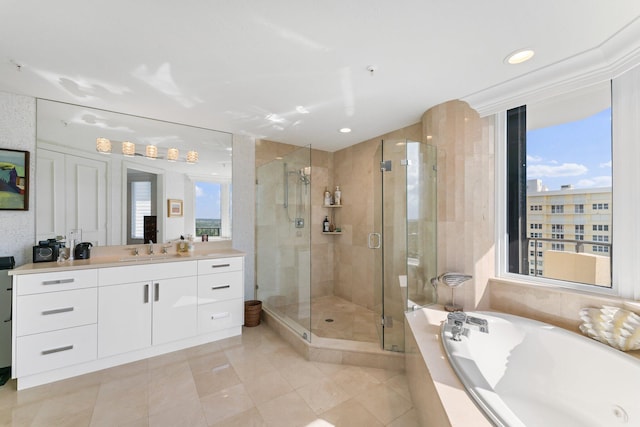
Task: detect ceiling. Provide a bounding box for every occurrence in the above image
[2,1,640,152]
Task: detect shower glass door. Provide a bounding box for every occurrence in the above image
[256,146,311,341]
[374,140,437,352]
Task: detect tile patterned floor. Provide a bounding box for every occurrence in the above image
[0,324,418,426]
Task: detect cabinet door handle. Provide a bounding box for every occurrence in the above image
[144,284,149,303]
[42,307,74,316]
[42,278,74,285]
[211,263,231,269]
[154,283,159,301]
[41,344,74,355]
[211,312,230,320]
[211,284,230,290]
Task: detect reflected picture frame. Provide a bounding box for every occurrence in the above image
[167,199,183,217]
[0,148,29,211]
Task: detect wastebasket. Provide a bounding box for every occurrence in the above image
[244,300,262,327]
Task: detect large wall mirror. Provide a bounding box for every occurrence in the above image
[35,99,233,246]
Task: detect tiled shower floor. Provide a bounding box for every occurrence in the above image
[272,295,380,344]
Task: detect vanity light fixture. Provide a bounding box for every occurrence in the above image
[505,48,535,65]
[96,137,111,154]
[186,150,199,163]
[122,141,135,156]
[339,127,351,133]
[145,144,158,159]
[167,148,179,161]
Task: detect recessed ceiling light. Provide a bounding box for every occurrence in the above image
[339,128,351,133]
[505,49,535,65]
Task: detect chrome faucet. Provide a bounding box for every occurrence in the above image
[148,240,154,255]
[446,312,489,341]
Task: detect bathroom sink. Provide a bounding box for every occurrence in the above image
[118,255,173,262]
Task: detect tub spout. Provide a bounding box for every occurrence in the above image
[466,315,489,334]
[446,312,489,341]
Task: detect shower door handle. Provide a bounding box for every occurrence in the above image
[368,233,381,249]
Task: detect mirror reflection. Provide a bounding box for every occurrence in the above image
[35,99,233,246]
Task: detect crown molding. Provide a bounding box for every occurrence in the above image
[463,17,640,117]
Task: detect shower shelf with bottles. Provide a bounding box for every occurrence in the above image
[322,205,342,234]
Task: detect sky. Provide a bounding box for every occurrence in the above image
[527,108,612,191]
[195,181,221,219]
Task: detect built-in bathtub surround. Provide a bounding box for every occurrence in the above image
[422,100,495,313]
[441,311,640,426]
[488,278,640,359]
[405,306,491,426]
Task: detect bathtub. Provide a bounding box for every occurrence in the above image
[441,311,640,427]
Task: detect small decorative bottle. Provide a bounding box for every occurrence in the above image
[334,186,341,205]
[323,216,330,232]
[324,187,332,206]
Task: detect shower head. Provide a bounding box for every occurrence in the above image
[288,167,310,184]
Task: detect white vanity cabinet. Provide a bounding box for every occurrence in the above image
[11,253,244,390]
[97,261,198,358]
[13,269,98,378]
[197,257,244,333]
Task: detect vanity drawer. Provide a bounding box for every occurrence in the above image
[16,269,98,296]
[197,257,243,275]
[197,271,243,304]
[99,261,197,286]
[16,324,97,377]
[197,299,243,334]
[17,288,97,336]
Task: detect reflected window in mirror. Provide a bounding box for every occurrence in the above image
[194,180,231,239]
[35,99,233,246]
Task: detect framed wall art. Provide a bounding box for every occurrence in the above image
[168,199,183,217]
[0,148,29,210]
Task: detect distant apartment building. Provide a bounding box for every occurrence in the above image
[526,179,611,286]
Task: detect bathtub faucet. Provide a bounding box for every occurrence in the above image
[446,312,489,341]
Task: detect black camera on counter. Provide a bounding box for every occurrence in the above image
[32,239,63,263]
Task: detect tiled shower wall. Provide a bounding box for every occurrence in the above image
[421,100,496,311]
[256,121,422,313]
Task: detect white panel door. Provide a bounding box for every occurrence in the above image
[98,282,152,358]
[35,149,65,242]
[152,276,197,345]
[66,155,107,245]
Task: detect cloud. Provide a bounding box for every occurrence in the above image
[599,160,612,168]
[526,154,543,162]
[527,163,588,178]
[195,185,204,197]
[576,176,612,188]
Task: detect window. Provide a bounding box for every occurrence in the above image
[130,181,151,240]
[194,181,223,238]
[505,82,612,288]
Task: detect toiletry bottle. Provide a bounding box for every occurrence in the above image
[324,187,331,206]
[334,186,341,205]
[323,216,330,232]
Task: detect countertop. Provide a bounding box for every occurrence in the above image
[10,246,245,276]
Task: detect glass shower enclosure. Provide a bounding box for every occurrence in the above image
[373,139,437,352]
[256,146,312,339]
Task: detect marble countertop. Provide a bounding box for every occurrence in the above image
[405,306,492,427]
[10,244,245,275]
